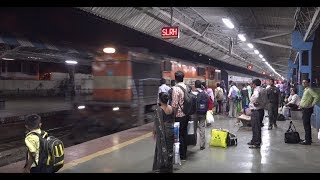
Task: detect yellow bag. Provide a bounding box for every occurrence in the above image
[209,129,229,148]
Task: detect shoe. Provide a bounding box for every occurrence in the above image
[274,124,278,128]
[180,158,187,161]
[299,140,311,145]
[200,147,205,150]
[268,126,272,130]
[247,141,254,145]
[249,144,260,149]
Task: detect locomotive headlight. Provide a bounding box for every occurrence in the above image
[78,105,86,110]
[113,107,120,111]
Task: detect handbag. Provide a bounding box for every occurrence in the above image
[284,121,301,144]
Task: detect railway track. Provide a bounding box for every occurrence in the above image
[0,124,74,167]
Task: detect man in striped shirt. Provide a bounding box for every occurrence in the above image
[171,71,188,161]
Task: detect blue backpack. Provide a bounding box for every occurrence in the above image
[196,90,209,115]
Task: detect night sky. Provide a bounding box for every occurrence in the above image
[0,7,264,78]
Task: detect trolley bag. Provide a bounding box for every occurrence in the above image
[209,129,229,148]
[284,121,301,144]
[186,119,197,146]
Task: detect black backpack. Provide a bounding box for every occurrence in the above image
[196,90,209,115]
[226,132,238,146]
[176,85,196,116]
[26,130,64,173]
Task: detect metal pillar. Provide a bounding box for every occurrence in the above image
[292,30,314,96]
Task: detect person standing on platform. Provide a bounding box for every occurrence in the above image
[153,92,174,173]
[158,78,171,104]
[171,71,188,161]
[215,83,224,114]
[228,81,240,118]
[247,79,264,149]
[241,84,249,115]
[266,78,280,130]
[299,78,320,145]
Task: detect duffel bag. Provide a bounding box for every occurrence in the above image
[284,121,301,144]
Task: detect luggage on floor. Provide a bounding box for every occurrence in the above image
[227,132,237,146]
[173,142,181,165]
[174,122,180,143]
[209,129,229,148]
[284,121,301,144]
[277,114,285,121]
[186,120,197,146]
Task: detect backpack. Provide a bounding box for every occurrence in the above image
[226,132,238,146]
[277,114,285,121]
[176,85,197,116]
[257,87,268,110]
[26,130,64,173]
[216,88,224,100]
[196,90,209,115]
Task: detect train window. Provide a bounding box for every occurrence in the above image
[1,61,5,72]
[7,60,21,72]
[216,71,221,81]
[163,61,172,71]
[197,67,206,76]
[301,50,308,66]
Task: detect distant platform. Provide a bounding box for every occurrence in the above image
[0,97,73,118]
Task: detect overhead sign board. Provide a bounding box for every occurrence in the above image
[161,27,179,39]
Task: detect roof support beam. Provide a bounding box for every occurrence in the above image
[252,39,292,49]
[304,7,320,41]
[270,62,288,67]
[255,32,291,40]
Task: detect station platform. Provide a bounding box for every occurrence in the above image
[0,97,72,118]
[1,114,320,173]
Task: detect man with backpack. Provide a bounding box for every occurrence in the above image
[215,83,224,115]
[24,114,64,173]
[228,81,240,118]
[192,80,209,150]
[171,71,196,161]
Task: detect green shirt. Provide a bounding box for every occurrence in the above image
[300,87,320,108]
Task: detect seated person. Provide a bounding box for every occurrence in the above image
[282,88,301,118]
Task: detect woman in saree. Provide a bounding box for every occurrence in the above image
[152,92,174,173]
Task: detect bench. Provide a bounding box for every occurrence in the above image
[291,110,302,120]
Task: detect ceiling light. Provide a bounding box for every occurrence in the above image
[247,43,254,48]
[262,58,266,62]
[254,50,259,54]
[2,58,14,60]
[222,18,234,29]
[259,54,263,58]
[103,47,116,54]
[65,60,78,65]
[238,34,246,42]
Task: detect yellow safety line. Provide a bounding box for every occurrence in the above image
[60,132,153,171]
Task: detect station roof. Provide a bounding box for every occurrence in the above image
[78,7,320,80]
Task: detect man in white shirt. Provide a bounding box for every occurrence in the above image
[247,79,264,149]
[158,78,171,103]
